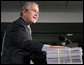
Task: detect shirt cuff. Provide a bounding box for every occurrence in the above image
[42,44,50,51]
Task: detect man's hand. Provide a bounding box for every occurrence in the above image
[49,46,69,48]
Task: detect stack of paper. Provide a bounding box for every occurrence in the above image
[46,47,83,64]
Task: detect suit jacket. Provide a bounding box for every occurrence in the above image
[1,17,46,64]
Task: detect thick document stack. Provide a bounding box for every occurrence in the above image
[46,47,83,64]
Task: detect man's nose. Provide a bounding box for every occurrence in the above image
[35,13,39,17]
[35,13,38,16]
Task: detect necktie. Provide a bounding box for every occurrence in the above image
[27,25,32,35]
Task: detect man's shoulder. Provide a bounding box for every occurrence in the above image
[7,18,26,31]
[13,17,27,28]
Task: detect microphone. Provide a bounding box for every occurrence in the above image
[59,35,72,45]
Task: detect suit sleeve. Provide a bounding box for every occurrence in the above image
[7,24,43,52]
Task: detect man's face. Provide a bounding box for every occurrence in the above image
[23,4,39,24]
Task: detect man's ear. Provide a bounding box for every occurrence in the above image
[22,10,26,15]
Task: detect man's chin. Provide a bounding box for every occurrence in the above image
[32,20,37,23]
[30,21,36,24]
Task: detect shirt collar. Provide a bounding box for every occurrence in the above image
[21,17,29,25]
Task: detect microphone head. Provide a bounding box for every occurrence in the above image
[59,35,72,45]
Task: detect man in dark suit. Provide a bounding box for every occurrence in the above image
[1,2,68,64]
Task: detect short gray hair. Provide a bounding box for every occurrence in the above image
[20,2,39,16]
